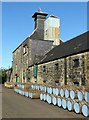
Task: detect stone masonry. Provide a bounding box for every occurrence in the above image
[37,51,89,86]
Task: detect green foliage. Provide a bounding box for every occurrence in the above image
[0,68,7,84]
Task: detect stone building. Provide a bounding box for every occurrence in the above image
[12,9,61,83]
[6,68,12,82]
[12,8,89,86]
[37,31,89,86]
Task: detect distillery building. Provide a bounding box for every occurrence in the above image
[12,9,89,86]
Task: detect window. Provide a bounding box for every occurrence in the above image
[73,82,79,86]
[81,79,85,85]
[23,45,28,55]
[55,63,59,70]
[73,59,79,67]
[23,47,26,54]
[43,66,46,72]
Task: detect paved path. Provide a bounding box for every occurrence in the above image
[2,85,84,118]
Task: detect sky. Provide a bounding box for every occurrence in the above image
[2,2,88,69]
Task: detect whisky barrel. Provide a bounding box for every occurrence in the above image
[29,92,31,98]
[31,91,41,99]
[67,98,75,111]
[14,87,19,93]
[28,89,36,98]
[53,88,56,95]
[37,84,39,89]
[35,85,38,90]
[47,94,54,104]
[52,96,58,106]
[22,83,32,89]
[40,92,47,101]
[17,88,19,94]
[60,88,64,97]
[65,89,70,98]
[40,85,44,91]
[37,85,39,90]
[22,89,24,95]
[30,92,32,98]
[43,93,47,101]
[46,94,49,103]
[47,94,50,104]
[33,85,36,90]
[74,99,82,114]
[22,89,24,96]
[40,93,44,101]
[52,96,56,105]
[84,91,89,103]
[44,86,47,92]
[39,85,42,90]
[47,87,50,94]
[18,89,22,95]
[49,87,53,94]
[47,94,51,103]
[25,91,29,97]
[20,89,23,95]
[61,98,67,109]
[21,84,24,89]
[55,87,60,96]
[70,89,77,100]
[18,89,20,94]
[57,97,62,107]
[24,89,30,97]
[31,84,34,89]
[82,102,89,117]
[77,90,84,101]
[47,85,53,94]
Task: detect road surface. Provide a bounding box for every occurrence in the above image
[2,85,85,118]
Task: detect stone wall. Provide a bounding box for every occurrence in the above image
[12,38,53,83]
[37,58,65,86]
[12,45,22,82]
[37,51,89,86]
[66,52,89,86]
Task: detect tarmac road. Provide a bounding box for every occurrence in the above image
[2,85,85,118]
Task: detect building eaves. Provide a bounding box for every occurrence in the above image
[12,43,22,53]
[32,12,48,18]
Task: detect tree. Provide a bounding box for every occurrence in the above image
[0,68,7,84]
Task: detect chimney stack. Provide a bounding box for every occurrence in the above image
[44,15,60,46]
[32,8,48,30]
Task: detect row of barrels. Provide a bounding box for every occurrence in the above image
[14,87,41,99]
[14,83,89,117]
[17,83,32,89]
[40,92,89,117]
[30,84,89,117]
[31,84,89,103]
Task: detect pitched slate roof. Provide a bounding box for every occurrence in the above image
[39,31,89,64]
[13,28,44,53]
[29,28,44,40]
